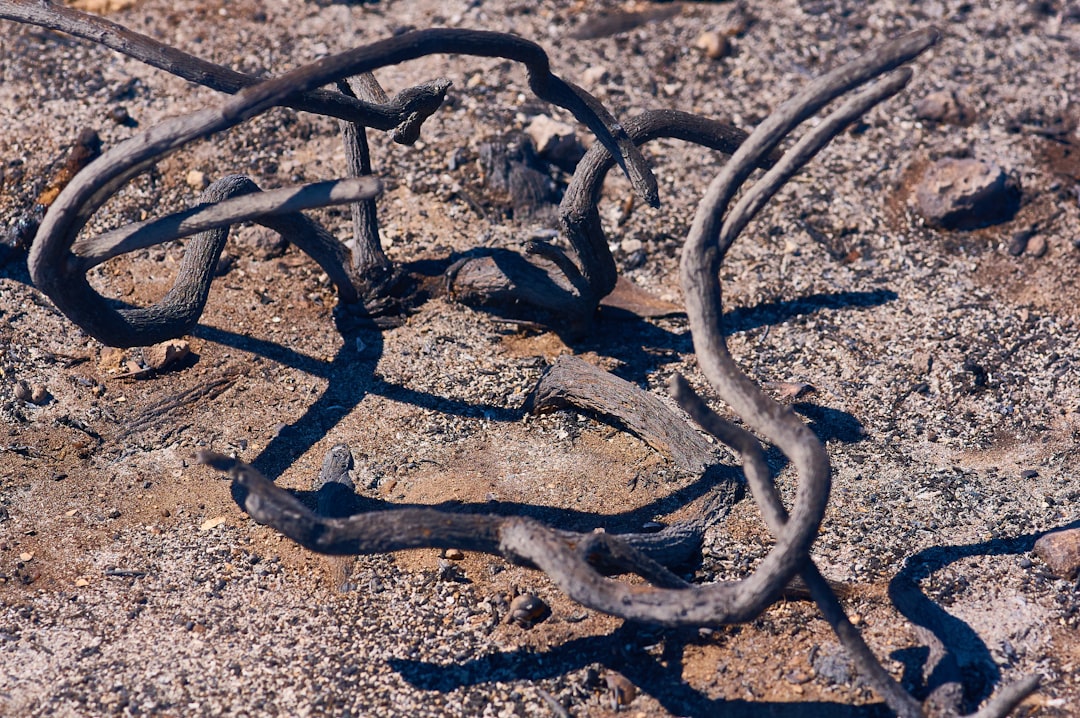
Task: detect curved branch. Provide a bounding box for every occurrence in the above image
[200,451,705,573]
[0,0,449,138]
[27,27,658,346]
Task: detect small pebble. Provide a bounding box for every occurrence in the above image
[1021,469,1039,479]
[443,548,465,561]
[694,30,731,60]
[145,339,190,372]
[13,380,32,402]
[1026,234,1048,258]
[199,516,226,531]
[185,169,208,190]
[507,593,550,628]
[605,672,637,707]
[19,552,33,562]
[1034,528,1080,579]
[914,89,974,125]
[108,105,134,126]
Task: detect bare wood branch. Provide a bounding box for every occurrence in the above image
[26,26,659,346]
[0,0,449,137]
[531,355,721,474]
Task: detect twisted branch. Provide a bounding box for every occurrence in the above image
[6,7,1040,712]
[22,22,658,346]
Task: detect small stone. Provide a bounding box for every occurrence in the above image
[1008,229,1034,256]
[1026,234,1048,257]
[199,516,226,531]
[914,90,974,125]
[507,593,550,628]
[98,346,126,371]
[108,105,134,126]
[605,672,637,707]
[524,115,584,170]
[694,30,731,60]
[620,238,644,254]
[29,385,50,405]
[145,339,190,372]
[19,552,33,562]
[811,645,853,685]
[914,158,1021,230]
[185,169,208,190]
[1021,469,1039,479]
[74,578,90,587]
[1034,528,1080,579]
[912,350,933,375]
[444,548,465,561]
[13,380,32,402]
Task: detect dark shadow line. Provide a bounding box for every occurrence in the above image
[887,519,1080,708]
[721,289,899,335]
[390,621,889,717]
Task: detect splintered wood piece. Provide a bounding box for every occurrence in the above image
[599,276,684,319]
[531,355,718,473]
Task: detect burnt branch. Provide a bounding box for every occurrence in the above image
[200,450,704,574]
[675,25,1036,718]
[22,22,659,346]
[448,109,776,325]
[7,9,1040,713]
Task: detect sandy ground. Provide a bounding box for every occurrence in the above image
[1,0,1079,715]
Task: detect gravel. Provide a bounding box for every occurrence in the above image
[2,0,1080,715]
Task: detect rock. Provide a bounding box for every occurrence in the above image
[443,548,465,561]
[1026,233,1048,257]
[13,380,32,402]
[98,346,126,371]
[30,384,50,405]
[914,158,1021,229]
[199,516,226,532]
[605,672,637,707]
[145,339,190,372]
[506,593,550,628]
[914,90,974,125]
[185,169,208,190]
[581,65,609,87]
[694,30,732,59]
[1034,528,1080,579]
[524,115,585,170]
[812,644,853,685]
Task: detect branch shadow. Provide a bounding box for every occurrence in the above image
[887,520,1080,711]
[389,621,890,717]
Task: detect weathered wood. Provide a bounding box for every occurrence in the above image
[531,355,720,474]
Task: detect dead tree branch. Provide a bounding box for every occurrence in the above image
[7,7,1039,712]
[448,109,777,325]
[531,355,721,474]
[21,20,659,346]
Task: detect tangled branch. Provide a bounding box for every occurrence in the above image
[4,4,1040,714]
[12,3,658,346]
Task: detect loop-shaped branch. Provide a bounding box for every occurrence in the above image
[27,26,658,347]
